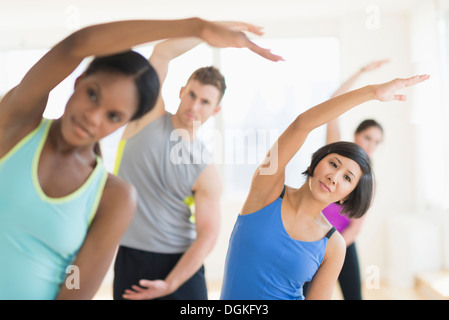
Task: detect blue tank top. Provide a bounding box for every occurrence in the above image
[0,119,108,299]
[220,188,336,300]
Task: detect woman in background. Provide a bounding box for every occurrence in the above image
[305,60,388,300]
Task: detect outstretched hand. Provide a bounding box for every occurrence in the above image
[215,21,265,36]
[199,19,284,62]
[373,74,430,102]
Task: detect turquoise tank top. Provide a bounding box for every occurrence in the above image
[0,119,108,299]
[220,188,336,300]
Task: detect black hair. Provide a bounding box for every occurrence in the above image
[302,141,374,219]
[84,50,160,121]
[355,119,384,135]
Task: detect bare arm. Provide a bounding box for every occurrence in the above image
[122,37,203,139]
[150,37,204,84]
[146,21,264,90]
[123,22,267,139]
[305,233,346,300]
[241,74,429,215]
[56,175,137,299]
[326,59,389,144]
[122,164,222,300]
[2,19,208,123]
[0,18,282,143]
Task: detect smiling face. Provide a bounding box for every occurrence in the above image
[61,71,138,146]
[174,79,221,129]
[308,153,363,205]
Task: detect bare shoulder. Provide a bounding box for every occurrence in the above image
[193,163,222,194]
[103,173,137,204]
[324,229,346,261]
[97,173,137,220]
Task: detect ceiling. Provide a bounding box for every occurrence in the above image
[0,0,432,50]
[1,0,420,28]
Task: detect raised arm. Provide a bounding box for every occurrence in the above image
[121,37,203,140]
[151,37,203,86]
[147,21,265,102]
[0,18,282,133]
[241,74,429,215]
[327,59,389,144]
[123,22,267,139]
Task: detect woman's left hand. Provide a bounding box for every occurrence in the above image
[372,74,430,102]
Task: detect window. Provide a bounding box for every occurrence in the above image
[0,48,88,119]
[218,37,341,198]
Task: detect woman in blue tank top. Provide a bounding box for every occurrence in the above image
[220,74,429,300]
[0,19,282,299]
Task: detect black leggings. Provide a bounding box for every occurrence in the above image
[113,245,208,300]
[338,242,362,300]
[302,242,362,300]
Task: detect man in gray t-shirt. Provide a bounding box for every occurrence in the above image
[112,37,224,300]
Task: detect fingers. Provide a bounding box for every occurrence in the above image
[239,23,264,36]
[249,47,285,62]
[123,284,146,295]
[403,74,430,86]
[230,22,264,36]
[122,289,143,300]
[122,281,153,300]
[361,59,390,71]
[376,59,390,65]
[372,59,390,69]
[246,40,285,62]
[233,32,284,62]
[132,284,145,292]
[396,74,429,85]
[216,21,265,36]
[201,20,283,62]
[394,94,407,101]
[139,279,152,287]
[378,74,429,102]
[244,24,264,36]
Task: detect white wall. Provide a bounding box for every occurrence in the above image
[337,10,417,287]
[336,0,449,289]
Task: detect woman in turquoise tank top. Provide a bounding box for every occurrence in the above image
[221,74,429,300]
[0,19,282,299]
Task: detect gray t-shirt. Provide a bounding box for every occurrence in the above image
[117,112,209,253]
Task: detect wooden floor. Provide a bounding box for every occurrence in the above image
[93,279,429,300]
[206,281,428,300]
[415,270,449,300]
